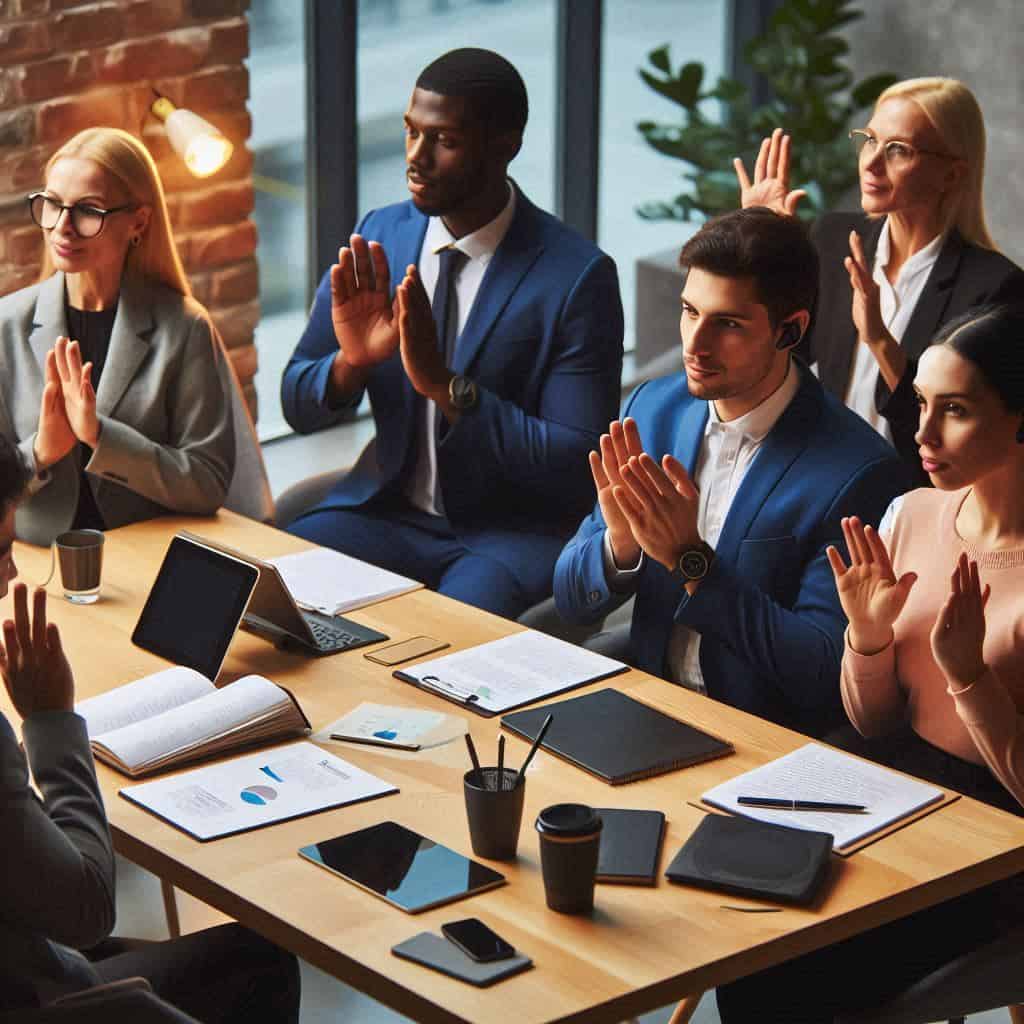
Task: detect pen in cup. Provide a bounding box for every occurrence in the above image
[737,796,867,813]
[514,712,554,789]
[464,733,484,787]
[497,735,505,791]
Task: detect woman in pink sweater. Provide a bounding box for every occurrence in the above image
[718,302,1024,1023]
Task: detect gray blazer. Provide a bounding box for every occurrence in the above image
[0,710,114,1010]
[0,272,235,546]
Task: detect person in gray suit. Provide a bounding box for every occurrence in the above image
[0,434,300,1021]
[0,127,235,546]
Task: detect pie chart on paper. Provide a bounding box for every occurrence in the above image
[240,785,279,806]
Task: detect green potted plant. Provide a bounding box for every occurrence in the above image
[636,0,898,221]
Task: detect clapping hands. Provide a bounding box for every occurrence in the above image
[33,337,99,470]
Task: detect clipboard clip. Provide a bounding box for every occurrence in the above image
[419,674,479,705]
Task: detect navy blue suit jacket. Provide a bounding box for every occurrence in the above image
[281,187,624,595]
[554,363,913,736]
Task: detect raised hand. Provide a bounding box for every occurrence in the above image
[733,128,808,217]
[614,448,701,574]
[590,418,647,568]
[826,516,917,655]
[330,234,400,368]
[930,552,990,688]
[844,230,891,349]
[0,584,74,719]
[33,349,77,469]
[396,264,451,404]
[53,336,99,448]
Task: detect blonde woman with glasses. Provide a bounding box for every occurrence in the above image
[736,77,1024,476]
[0,127,235,545]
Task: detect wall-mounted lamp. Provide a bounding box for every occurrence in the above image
[150,91,233,178]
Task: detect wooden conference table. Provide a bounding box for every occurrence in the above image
[11,510,1024,1024]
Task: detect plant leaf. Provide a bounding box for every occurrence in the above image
[648,44,671,74]
[851,72,900,108]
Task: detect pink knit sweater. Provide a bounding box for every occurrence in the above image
[841,486,1024,808]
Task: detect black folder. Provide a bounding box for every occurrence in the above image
[665,814,834,905]
[595,809,666,884]
[500,688,732,785]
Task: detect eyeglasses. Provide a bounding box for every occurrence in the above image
[26,192,136,239]
[848,130,953,169]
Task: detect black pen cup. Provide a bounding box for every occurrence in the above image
[535,803,603,914]
[463,768,525,861]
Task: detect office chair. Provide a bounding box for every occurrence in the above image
[0,978,201,1024]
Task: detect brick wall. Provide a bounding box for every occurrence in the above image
[0,0,261,418]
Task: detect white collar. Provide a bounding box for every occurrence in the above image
[875,218,947,281]
[424,182,516,263]
[707,359,800,442]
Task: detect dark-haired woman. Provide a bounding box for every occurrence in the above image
[717,303,1024,1023]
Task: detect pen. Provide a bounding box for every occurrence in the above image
[497,735,505,791]
[514,712,553,789]
[464,733,484,787]
[737,796,867,813]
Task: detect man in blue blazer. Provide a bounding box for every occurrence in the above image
[281,49,623,617]
[555,209,912,736]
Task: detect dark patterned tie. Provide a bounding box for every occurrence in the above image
[432,245,467,363]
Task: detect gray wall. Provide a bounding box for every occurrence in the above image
[844,0,1024,264]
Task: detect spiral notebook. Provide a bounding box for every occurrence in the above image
[501,689,733,785]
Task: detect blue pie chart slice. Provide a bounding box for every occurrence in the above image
[240,784,278,806]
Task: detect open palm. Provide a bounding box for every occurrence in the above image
[734,129,808,218]
[330,236,400,367]
[826,517,917,653]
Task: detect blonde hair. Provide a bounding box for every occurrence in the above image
[39,127,191,295]
[875,77,995,251]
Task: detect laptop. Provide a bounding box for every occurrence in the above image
[176,531,389,656]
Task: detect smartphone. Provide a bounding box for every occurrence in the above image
[441,918,516,963]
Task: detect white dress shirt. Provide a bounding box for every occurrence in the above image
[405,184,516,516]
[844,219,946,440]
[604,360,801,692]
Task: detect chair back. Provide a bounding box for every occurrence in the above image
[223,360,274,524]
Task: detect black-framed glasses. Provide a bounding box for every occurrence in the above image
[848,129,953,168]
[26,192,137,239]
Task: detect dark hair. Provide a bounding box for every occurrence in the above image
[932,303,1024,412]
[416,48,528,138]
[0,434,28,514]
[678,207,819,327]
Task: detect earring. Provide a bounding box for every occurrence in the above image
[130,234,141,247]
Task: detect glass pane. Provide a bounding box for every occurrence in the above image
[599,0,729,364]
[248,0,308,440]
[358,0,557,220]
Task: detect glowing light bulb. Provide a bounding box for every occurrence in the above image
[184,133,233,178]
[150,95,233,179]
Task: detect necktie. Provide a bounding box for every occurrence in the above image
[432,245,466,362]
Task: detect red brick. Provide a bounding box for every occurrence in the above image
[154,65,248,111]
[0,223,41,264]
[121,0,187,35]
[0,144,48,193]
[99,28,212,86]
[205,259,258,306]
[0,107,33,147]
[207,17,247,65]
[15,52,95,104]
[173,179,253,228]
[36,89,128,143]
[178,218,257,271]
[187,0,246,20]
[224,340,257,383]
[52,3,122,51]
[0,19,51,62]
[0,0,53,19]
[210,296,259,348]
[0,264,38,298]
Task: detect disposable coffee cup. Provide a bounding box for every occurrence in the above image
[464,768,525,861]
[535,803,603,914]
[55,529,104,604]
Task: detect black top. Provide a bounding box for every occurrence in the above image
[65,300,117,531]
[806,212,1024,480]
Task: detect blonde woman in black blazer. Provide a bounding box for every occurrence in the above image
[735,79,1024,474]
[0,127,235,545]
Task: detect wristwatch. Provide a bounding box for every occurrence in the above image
[673,541,715,582]
[448,374,479,412]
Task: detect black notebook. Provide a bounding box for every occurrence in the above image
[595,809,666,885]
[500,688,733,785]
[665,814,834,905]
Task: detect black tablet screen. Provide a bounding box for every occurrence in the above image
[132,536,259,681]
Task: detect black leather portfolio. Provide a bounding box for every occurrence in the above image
[665,814,834,905]
[595,808,666,884]
[500,688,732,785]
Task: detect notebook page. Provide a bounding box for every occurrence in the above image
[267,547,419,615]
[92,675,289,772]
[703,742,944,850]
[77,667,214,738]
[398,630,625,713]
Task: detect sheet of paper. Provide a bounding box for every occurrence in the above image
[77,667,214,738]
[268,548,420,615]
[317,703,466,750]
[120,740,398,841]
[702,742,944,851]
[397,630,625,713]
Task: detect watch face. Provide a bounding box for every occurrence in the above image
[450,375,477,410]
[679,550,709,580]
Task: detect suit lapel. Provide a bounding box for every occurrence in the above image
[713,368,820,564]
[28,272,68,370]
[674,397,709,476]
[393,209,430,428]
[452,187,544,375]
[95,275,154,418]
[897,229,963,362]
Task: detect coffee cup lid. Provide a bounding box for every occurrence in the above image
[535,803,602,837]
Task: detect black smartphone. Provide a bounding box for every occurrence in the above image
[440,918,515,963]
